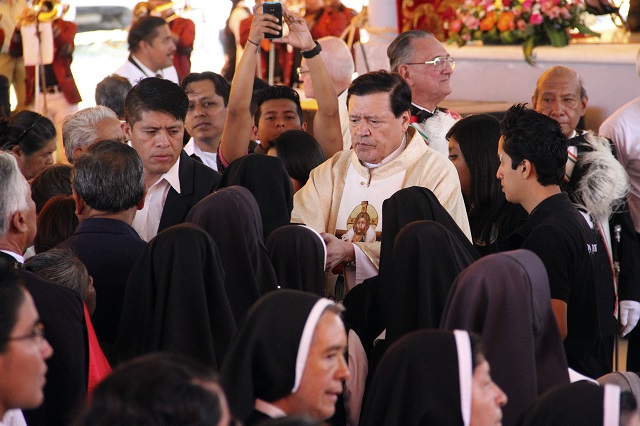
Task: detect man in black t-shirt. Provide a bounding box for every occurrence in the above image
[498,104,614,378]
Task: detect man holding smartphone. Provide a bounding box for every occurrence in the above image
[219,2,343,168]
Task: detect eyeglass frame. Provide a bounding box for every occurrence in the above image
[8,322,46,343]
[404,56,456,72]
[296,67,309,78]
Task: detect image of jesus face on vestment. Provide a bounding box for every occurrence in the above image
[339,202,379,243]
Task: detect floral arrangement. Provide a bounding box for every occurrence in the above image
[446,0,600,64]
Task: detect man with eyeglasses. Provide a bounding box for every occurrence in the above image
[533,65,640,371]
[387,30,458,156]
[0,152,87,425]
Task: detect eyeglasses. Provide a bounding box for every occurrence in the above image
[296,67,309,78]
[405,56,455,72]
[8,322,46,344]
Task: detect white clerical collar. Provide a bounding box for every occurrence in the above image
[363,132,408,169]
[149,155,181,194]
[0,250,23,263]
[255,399,287,418]
[569,129,578,139]
[411,102,435,115]
[130,54,162,78]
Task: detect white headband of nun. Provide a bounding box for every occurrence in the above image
[603,384,621,426]
[302,225,328,270]
[292,298,335,393]
[454,329,472,426]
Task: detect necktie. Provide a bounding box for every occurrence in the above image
[410,105,434,123]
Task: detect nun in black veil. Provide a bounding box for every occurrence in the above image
[360,329,507,426]
[265,224,327,296]
[216,154,294,239]
[115,223,236,369]
[441,250,570,426]
[186,186,278,323]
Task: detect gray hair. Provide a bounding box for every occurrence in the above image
[62,106,119,163]
[25,248,89,300]
[0,153,29,237]
[71,140,145,213]
[387,30,434,72]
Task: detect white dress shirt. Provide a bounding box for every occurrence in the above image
[184,138,218,171]
[132,157,182,242]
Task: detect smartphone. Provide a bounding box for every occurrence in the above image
[262,2,283,39]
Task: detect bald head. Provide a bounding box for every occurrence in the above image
[301,37,354,99]
[532,66,588,137]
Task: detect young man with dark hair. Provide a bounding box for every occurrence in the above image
[114,16,178,85]
[500,104,615,379]
[219,4,342,169]
[124,77,220,242]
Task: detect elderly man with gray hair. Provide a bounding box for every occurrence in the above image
[387,30,459,156]
[61,106,127,164]
[57,140,147,358]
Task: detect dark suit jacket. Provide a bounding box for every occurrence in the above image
[158,150,221,233]
[0,251,87,426]
[57,218,147,355]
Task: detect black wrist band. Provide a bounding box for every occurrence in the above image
[247,39,260,48]
[301,40,322,59]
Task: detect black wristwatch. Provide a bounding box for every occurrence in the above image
[301,40,322,59]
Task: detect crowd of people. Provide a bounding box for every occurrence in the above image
[2,0,640,425]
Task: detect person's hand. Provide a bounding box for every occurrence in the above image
[247,2,282,47]
[619,300,640,336]
[274,7,315,51]
[321,232,355,270]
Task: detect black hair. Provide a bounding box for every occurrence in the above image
[30,164,72,215]
[128,16,166,53]
[73,352,227,426]
[500,104,567,186]
[1,111,56,156]
[125,77,189,127]
[33,195,79,254]
[253,86,303,128]
[95,74,133,119]
[347,70,411,118]
[0,265,26,352]
[181,72,231,107]
[271,130,325,185]
[72,140,145,213]
[447,114,509,245]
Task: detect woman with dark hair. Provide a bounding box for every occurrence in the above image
[1,111,57,180]
[0,266,54,423]
[268,130,325,193]
[360,329,507,425]
[73,353,230,426]
[33,195,79,254]
[30,164,72,214]
[447,114,526,255]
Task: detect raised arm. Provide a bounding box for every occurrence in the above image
[277,8,342,159]
[220,3,281,165]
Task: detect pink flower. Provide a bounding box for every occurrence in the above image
[503,0,512,7]
[450,19,463,33]
[517,18,527,29]
[462,33,472,41]
[522,0,533,10]
[530,12,544,24]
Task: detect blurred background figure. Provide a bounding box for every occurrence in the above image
[95,74,132,120]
